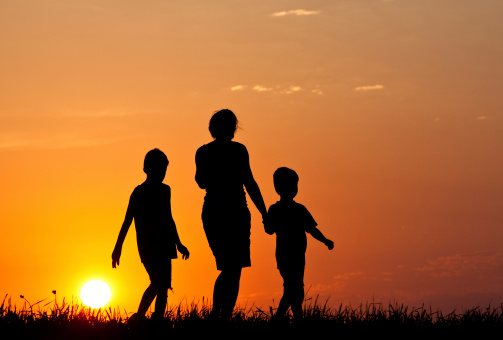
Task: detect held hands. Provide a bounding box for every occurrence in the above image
[262,212,274,235]
[177,243,190,260]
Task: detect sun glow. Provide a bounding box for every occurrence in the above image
[80,280,112,308]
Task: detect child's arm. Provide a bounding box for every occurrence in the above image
[308,227,334,250]
[112,198,134,268]
[172,223,190,260]
[167,188,190,260]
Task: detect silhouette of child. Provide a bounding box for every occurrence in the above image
[265,167,334,320]
[112,148,189,321]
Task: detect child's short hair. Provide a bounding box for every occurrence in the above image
[273,167,299,195]
[209,109,239,139]
[143,149,169,175]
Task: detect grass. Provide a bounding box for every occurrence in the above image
[2,292,503,338]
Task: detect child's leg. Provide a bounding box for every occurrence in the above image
[290,284,304,319]
[290,267,305,319]
[137,284,157,316]
[275,269,292,317]
[154,286,168,317]
[140,260,171,318]
[276,267,304,319]
[276,288,291,317]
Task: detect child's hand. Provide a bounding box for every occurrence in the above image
[262,214,275,235]
[112,247,121,268]
[178,244,190,260]
[325,239,334,250]
[264,223,274,235]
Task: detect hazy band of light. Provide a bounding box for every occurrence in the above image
[272,9,320,17]
[354,85,384,91]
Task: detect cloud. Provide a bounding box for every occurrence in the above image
[64,110,132,117]
[327,271,366,292]
[230,85,245,91]
[272,9,320,17]
[0,133,121,151]
[415,252,503,278]
[333,271,365,281]
[354,85,384,91]
[253,85,272,92]
[232,84,321,95]
[281,85,302,94]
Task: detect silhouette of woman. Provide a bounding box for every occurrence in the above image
[195,109,267,320]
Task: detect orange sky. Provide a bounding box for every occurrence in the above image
[1,1,503,313]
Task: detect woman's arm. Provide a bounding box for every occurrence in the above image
[242,146,267,218]
[195,147,206,189]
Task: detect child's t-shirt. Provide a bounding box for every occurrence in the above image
[130,182,178,263]
[266,200,317,270]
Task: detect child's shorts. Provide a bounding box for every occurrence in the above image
[279,265,305,289]
[143,260,172,289]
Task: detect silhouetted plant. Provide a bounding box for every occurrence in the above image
[1,292,503,337]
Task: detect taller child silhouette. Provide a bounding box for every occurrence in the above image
[195,109,267,320]
[112,149,189,321]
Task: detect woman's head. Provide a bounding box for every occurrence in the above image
[209,109,239,140]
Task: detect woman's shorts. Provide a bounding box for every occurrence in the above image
[202,204,251,270]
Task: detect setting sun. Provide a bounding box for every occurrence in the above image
[80,280,112,308]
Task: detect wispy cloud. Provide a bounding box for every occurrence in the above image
[333,271,366,281]
[64,110,133,117]
[272,9,320,17]
[415,252,503,278]
[354,84,384,91]
[231,84,319,95]
[0,134,121,151]
[230,85,245,91]
[281,85,302,94]
[253,85,272,92]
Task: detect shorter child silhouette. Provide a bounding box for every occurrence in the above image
[112,148,189,321]
[265,167,334,320]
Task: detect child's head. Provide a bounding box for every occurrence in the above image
[143,148,169,182]
[273,167,299,200]
[209,109,239,140]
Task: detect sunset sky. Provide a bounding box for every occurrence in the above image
[1,0,503,314]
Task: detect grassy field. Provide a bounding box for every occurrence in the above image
[2,293,503,338]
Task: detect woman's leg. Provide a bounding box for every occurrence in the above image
[212,267,242,319]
